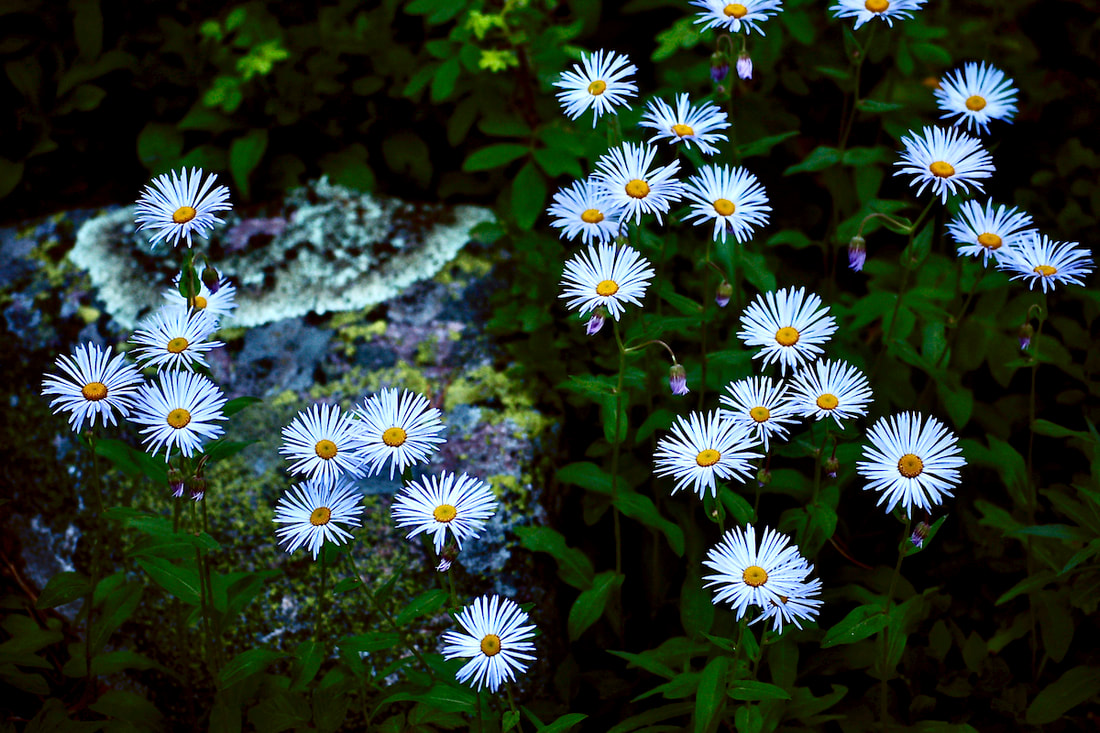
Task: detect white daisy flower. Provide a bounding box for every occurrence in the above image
[129,371,227,460]
[553,49,638,127]
[134,167,232,249]
[42,343,144,432]
[719,376,798,452]
[946,199,1036,266]
[639,93,730,155]
[273,476,364,560]
[830,0,926,30]
[280,403,367,486]
[547,178,624,246]
[591,142,684,226]
[691,0,784,35]
[996,233,1094,293]
[392,472,498,554]
[703,525,818,624]
[654,410,762,499]
[559,242,655,321]
[934,62,1018,136]
[737,287,838,376]
[683,164,772,244]
[163,268,238,328]
[893,126,995,204]
[354,388,445,479]
[857,412,966,516]
[441,595,537,693]
[755,577,823,633]
[788,359,873,427]
[129,307,223,373]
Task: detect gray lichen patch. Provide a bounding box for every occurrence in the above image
[68,178,495,329]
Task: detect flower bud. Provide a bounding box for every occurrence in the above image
[168,468,185,498]
[187,476,206,502]
[710,51,728,84]
[585,311,606,336]
[1018,323,1033,350]
[715,280,733,308]
[436,543,459,572]
[910,521,931,549]
[824,456,839,479]
[736,52,753,81]
[201,264,222,295]
[756,468,772,487]
[668,363,688,396]
[848,235,867,272]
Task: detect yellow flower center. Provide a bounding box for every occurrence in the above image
[315,439,338,459]
[82,382,107,401]
[596,279,620,297]
[724,3,748,18]
[580,208,605,224]
[167,337,189,354]
[383,427,407,447]
[864,0,889,13]
[671,123,695,137]
[191,295,208,310]
[965,95,987,111]
[977,232,1002,250]
[167,408,191,429]
[1033,264,1057,277]
[172,206,197,224]
[749,406,770,423]
[775,327,800,346]
[742,565,768,587]
[816,393,839,410]
[696,449,721,467]
[310,507,331,526]
[898,453,924,478]
[433,504,458,522]
[929,161,956,178]
[587,80,607,96]
[625,179,650,199]
[713,198,736,216]
[480,634,502,656]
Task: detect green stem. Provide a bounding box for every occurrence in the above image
[837,23,876,153]
[1025,299,1046,515]
[505,685,520,730]
[611,319,626,575]
[699,238,712,409]
[83,431,105,689]
[344,553,435,675]
[316,546,328,644]
[879,517,910,728]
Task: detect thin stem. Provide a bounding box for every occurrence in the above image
[505,685,520,730]
[837,24,876,153]
[1025,300,1046,515]
[611,319,627,575]
[698,238,713,409]
[316,546,328,644]
[879,517,910,728]
[83,431,105,689]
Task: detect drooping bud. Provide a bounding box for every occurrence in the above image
[1018,323,1034,350]
[187,476,206,502]
[715,280,733,308]
[710,51,728,84]
[756,468,772,487]
[168,468,185,498]
[824,456,839,479]
[437,543,459,573]
[736,52,753,81]
[848,235,867,272]
[910,520,931,549]
[668,363,689,396]
[201,263,222,295]
[585,311,606,336]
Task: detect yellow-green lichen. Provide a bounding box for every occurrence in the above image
[443,364,554,437]
[415,335,438,366]
[432,249,493,285]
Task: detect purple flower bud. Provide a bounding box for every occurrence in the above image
[756,468,772,487]
[201,265,222,295]
[824,456,839,479]
[585,312,605,336]
[715,280,733,308]
[668,363,689,396]
[168,468,185,498]
[1018,323,1034,350]
[736,53,753,81]
[910,521,931,549]
[848,235,867,272]
[710,51,728,84]
[188,476,206,503]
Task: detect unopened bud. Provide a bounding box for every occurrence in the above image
[736,52,753,81]
[710,51,728,84]
[201,265,222,295]
[1018,323,1033,350]
[436,544,459,572]
[848,235,867,272]
[910,521,931,549]
[668,363,689,396]
[715,280,733,308]
[168,468,185,498]
[585,311,606,336]
[187,476,206,502]
[824,456,839,479]
[756,468,772,487]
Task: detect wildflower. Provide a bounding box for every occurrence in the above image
[756,577,823,633]
[554,49,638,127]
[639,93,730,155]
[129,371,227,460]
[654,410,761,498]
[829,0,926,30]
[586,310,606,336]
[934,62,1018,136]
[788,359,873,427]
[996,233,1094,293]
[946,199,1035,266]
[910,520,931,548]
[273,476,364,560]
[354,388,446,479]
[163,267,238,327]
[129,307,223,373]
[391,472,498,554]
[547,179,624,246]
[1017,322,1033,350]
[683,164,771,244]
[857,412,966,516]
[692,0,784,35]
[669,363,689,396]
[737,287,837,375]
[893,126,994,204]
[823,456,840,479]
[591,142,683,226]
[42,343,144,431]
[719,376,798,452]
[848,235,867,271]
[737,52,753,81]
[560,242,655,321]
[168,467,186,498]
[441,596,537,692]
[710,52,729,83]
[280,403,367,486]
[134,167,232,248]
[187,475,206,502]
[716,280,733,308]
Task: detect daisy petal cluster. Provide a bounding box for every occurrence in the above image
[129,371,227,460]
[654,410,761,498]
[894,126,995,204]
[560,242,655,322]
[788,359,873,427]
[639,93,730,155]
[830,0,926,30]
[135,167,232,248]
[934,62,1018,136]
[947,199,1036,266]
[42,343,144,431]
[280,403,367,486]
[857,412,965,515]
[996,233,1094,293]
[592,142,683,226]
[392,472,498,553]
[554,50,638,127]
[163,268,238,328]
[547,179,624,246]
[273,476,364,559]
[719,376,798,452]
[691,0,784,35]
[354,388,446,479]
[441,595,537,692]
[737,287,838,375]
[683,164,771,244]
[129,308,223,373]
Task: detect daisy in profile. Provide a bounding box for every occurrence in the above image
[830,0,926,30]
[163,268,238,328]
[354,388,445,479]
[591,142,683,226]
[280,403,367,486]
[134,167,232,249]
[547,178,624,246]
[560,242,655,322]
[755,577,823,633]
[788,359,873,427]
[273,476,363,560]
[392,472,498,553]
[894,126,994,204]
[554,49,638,127]
[129,371,227,460]
[857,412,966,515]
[639,93,730,155]
[934,62,1018,136]
[683,164,772,244]
[42,343,144,431]
[654,410,761,498]
[946,199,1035,266]
[691,0,783,35]
[129,307,223,373]
[737,287,837,375]
[703,525,819,627]
[996,233,1094,293]
[441,595,537,692]
[719,376,798,452]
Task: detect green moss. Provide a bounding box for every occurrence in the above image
[432,249,493,285]
[442,364,554,437]
[414,335,438,366]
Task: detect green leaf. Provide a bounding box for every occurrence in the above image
[503,709,520,732]
[856,99,904,113]
[738,131,798,159]
[695,656,729,733]
[218,648,286,690]
[511,161,546,230]
[229,129,268,200]
[842,147,892,166]
[911,42,951,65]
[89,576,142,655]
[338,631,400,654]
[63,649,161,678]
[729,680,791,701]
[606,703,694,733]
[766,230,814,249]
[202,438,256,462]
[462,143,529,172]
[224,396,261,417]
[680,570,714,637]
[515,526,594,590]
[1031,419,1090,440]
[652,16,701,62]
[290,641,324,691]
[430,58,460,102]
[35,571,90,609]
[821,603,889,647]
[137,122,183,173]
[784,146,840,175]
[614,491,684,556]
[0,157,24,199]
[903,515,947,556]
[536,712,588,733]
[568,571,624,640]
[136,557,201,605]
[556,462,613,495]
[89,690,163,727]
[1025,665,1100,725]
[394,589,448,625]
